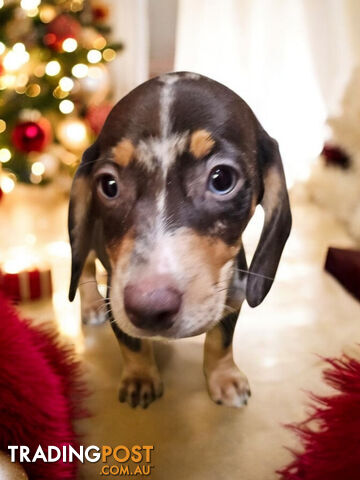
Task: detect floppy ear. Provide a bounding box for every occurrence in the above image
[245,128,292,307]
[68,142,99,301]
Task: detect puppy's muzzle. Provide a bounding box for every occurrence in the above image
[124,275,182,331]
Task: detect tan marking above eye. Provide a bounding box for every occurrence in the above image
[189,129,215,159]
[112,138,135,167]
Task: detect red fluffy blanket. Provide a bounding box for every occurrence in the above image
[280,354,360,479]
[0,292,86,479]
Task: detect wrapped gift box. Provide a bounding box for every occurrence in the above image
[0,258,52,301]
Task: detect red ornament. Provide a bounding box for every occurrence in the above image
[321,143,350,169]
[92,4,110,22]
[86,103,112,134]
[0,187,3,202]
[11,118,52,153]
[45,14,81,51]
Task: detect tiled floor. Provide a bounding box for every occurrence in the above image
[3,184,360,480]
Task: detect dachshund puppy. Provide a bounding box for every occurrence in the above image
[68,72,291,408]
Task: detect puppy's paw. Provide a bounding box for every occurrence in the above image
[82,308,107,325]
[118,368,163,409]
[205,363,251,408]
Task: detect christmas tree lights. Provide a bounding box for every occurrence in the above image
[0,0,122,194]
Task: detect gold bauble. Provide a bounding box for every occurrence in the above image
[74,64,110,106]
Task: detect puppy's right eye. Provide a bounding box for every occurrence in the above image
[98,174,118,199]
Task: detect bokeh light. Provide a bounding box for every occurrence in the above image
[62,38,78,52]
[0,148,11,163]
[59,99,74,114]
[45,60,61,76]
[87,49,102,64]
[72,63,88,78]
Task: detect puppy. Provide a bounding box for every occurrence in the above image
[68,72,291,408]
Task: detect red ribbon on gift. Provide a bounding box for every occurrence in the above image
[0,267,52,302]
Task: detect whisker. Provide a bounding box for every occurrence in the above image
[100,307,113,317]
[223,304,237,313]
[213,280,230,287]
[89,297,110,306]
[78,280,111,290]
[214,287,230,294]
[95,305,107,314]
[78,280,99,287]
[234,268,274,281]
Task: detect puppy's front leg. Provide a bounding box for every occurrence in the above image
[112,325,163,408]
[204,305,251,407]
[79,251,107,325]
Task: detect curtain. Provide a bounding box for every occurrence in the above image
[175,0,358,186]
[108,0,149,100]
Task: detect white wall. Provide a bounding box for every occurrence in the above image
[148,0,178,76]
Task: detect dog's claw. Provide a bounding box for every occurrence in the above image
[206,363,251,408]
[118,369,163,409]
[118,388,127,403]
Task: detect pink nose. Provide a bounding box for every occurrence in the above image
[124,276,182,331]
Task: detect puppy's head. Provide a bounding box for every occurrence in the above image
[68,72,291,339]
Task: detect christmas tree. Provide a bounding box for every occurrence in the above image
[0,0,122,195]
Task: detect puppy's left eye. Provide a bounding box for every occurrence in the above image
[208,165,238,195]
[97,174,119,199]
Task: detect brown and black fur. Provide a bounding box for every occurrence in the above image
[68,72,291,408]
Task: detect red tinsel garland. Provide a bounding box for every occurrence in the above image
[0,293,88,480]
[279,353,360,480]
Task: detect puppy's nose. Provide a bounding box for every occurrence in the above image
[124,276,182,331]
